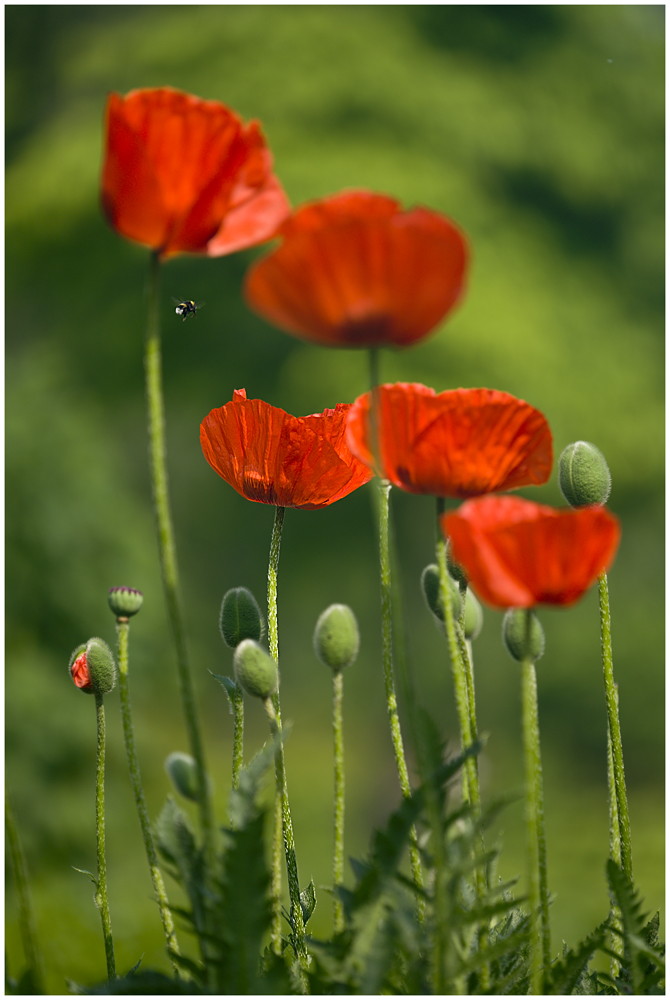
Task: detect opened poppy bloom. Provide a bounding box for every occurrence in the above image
[346,383,553,497]
[200,389,373,510]
[442,495,621,608]
[244,190,468,348]
[101,87,290,259]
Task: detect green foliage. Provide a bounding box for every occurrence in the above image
[605,861,665,995]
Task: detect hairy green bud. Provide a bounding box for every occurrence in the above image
[69,637,117,696]
[446,539,468,588]
[234,639,278,700]
[219,587,264,648]
[108,586,143,618]
[421,564,461,627]
[558,441,611,508]
[314,604,360,671]
[503,609,545,663]
[463,588,483,640]
[164,752,199,802]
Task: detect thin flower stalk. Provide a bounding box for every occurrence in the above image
[607,714,624,979]
[231,683,244,791]
[598,571,632,881]
[266,506,307,962]
[331,667,345,934]
[115,616,181,972]
[94,692,115,982]
[145,251,213,855]
[5,794,46,994]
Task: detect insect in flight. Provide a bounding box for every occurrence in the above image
[172,297,204,321]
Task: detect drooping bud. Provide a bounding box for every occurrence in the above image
[219,587,264,649]
[233,639,278,700]
[558,441,611,508]
[108,586,144,618]
[314,604,360,671]
[164,752,199,802]
[463,588,483,641]
[421,564,461,627]
[446,539,468,588]
[69,637,117,696]
[502,609,545,663]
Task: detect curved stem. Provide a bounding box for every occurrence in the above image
[5,793,45,994]
[145,251,213,855]
[116,618,181,972]
[332,669,345,934]
[94,693,115,982]
[266,507,307,963]
[599,572,632,880]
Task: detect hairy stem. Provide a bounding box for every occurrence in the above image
[599,572,632,881]
[231,683,244,791]
[94,693,115,982]
[332,668,345,934]
[145,252,213,856]
[116,618,181,972]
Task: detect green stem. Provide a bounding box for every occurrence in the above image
[267,505,284,954]
[607,715,623,978]
[520,635,549,993]
[266,507,307,963]
[332,668,345,934]
[94,693,115,982]
[145,251,213,855]
[598,572,632,881]
[231,684,244,791]
[116,618,181,973]
[5,793,45,994]
[376,478,424,907]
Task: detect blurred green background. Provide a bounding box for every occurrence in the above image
[6,5,664,992]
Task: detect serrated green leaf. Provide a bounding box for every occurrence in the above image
[544,919,607,994]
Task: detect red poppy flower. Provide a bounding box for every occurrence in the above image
[442,495,621,608]
[200,389,373,510]
[70,651,93,692]
[101,87,289,259]
[244,190,468,348]
[346,383,553,498]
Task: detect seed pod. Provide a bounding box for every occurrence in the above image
[558,441,611,508]
[502,609,545,663]
[219,587,264,648]
[314,604,360,671]
[108,586,144,618]
[233,639,278,699]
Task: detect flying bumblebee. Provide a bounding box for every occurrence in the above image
[172,297,204,321]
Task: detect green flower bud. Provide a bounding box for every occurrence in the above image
[219,587,264,648]
[164,752,199,802]
[463,588,483,640]
[69,637,117,696]
[108,586,143,618]
[314,604,360,671]
[421,564,461,627]
[558,441,611,508]
[502,609,545,663]
[233,639,278,700]
[446,539,469,588]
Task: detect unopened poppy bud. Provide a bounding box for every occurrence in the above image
[219,587,264,649]
[234,639,278,700]
[314,604,360,671]
[421,564,461,627]
[558,441,611,508]
[164,752,199,802]
[503,609,545,663]
[69,638,117,696]
[108,586,143,618]
[463,589,483,640]
[446,539,468,588]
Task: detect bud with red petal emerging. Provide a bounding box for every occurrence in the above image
[69,638,117,696]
